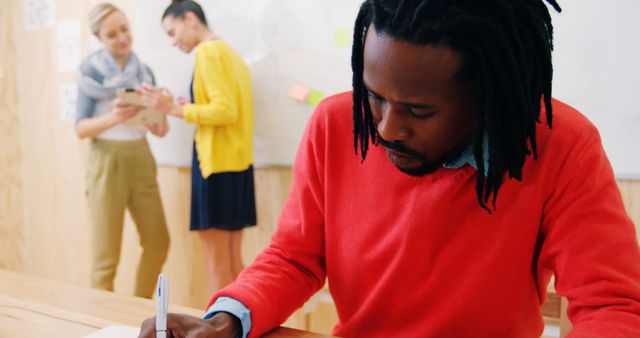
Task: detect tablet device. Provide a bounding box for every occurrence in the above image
[125,108,165,125]
[118,88,145,106]
[117,88,165,125]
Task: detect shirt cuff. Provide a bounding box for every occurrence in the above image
[203,296,251,338]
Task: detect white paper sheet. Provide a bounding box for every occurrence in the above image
[83,325,140,338]
[56,20,82,72]
[59,83,78,122]
[24,0,54,31]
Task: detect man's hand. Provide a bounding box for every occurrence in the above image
[138,312,241,338]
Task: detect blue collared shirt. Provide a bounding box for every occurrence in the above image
[204,297,251,338]
[443,134,489,173]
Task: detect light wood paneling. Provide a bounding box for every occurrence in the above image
[12,0,92,287]
[0,0,24,271]
[619,180,640,242]
[306,290,339,335]
[248,166,294,261]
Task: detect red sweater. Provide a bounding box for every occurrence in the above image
[211,92,640,337]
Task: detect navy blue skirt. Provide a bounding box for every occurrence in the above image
[190,145,257,231]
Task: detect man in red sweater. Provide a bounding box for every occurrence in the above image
[139,0,640,337]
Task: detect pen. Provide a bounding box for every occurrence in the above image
[156,274,168,338]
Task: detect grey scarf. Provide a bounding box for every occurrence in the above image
[76,48,154,100]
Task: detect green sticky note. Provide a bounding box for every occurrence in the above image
[333,28,351,47]
[307,89,325,108]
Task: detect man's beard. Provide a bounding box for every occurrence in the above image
[377,136,469,177]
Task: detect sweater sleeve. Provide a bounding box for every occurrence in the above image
[183,49,239,126]
[75,87,97,123]
[206,104,328,337]
[75,59,100,123]
[538,127,640,337]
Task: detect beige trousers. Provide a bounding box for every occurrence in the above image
[86,139,169,298]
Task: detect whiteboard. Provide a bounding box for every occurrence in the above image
[132,0,363,167]
[552,0,640,179]
[132,0,640,178]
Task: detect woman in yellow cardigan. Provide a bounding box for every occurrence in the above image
[140,0,256,293]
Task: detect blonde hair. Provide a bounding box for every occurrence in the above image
[88,3,121,35]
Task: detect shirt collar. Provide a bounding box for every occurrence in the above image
[442,132,489,175]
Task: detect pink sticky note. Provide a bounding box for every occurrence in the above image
[288,83,311,102]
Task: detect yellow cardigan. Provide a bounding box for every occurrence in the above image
[183,40,254,178]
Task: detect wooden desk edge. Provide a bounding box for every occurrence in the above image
[0,269,332,338]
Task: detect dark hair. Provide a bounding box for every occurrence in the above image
[352,0,562,212]
[162,0,208,26]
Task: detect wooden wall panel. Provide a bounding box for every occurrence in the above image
[0,0,24,271]
[11,0,91,286]
[619,180,640,242]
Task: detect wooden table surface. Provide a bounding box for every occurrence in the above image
[0,269,330,338]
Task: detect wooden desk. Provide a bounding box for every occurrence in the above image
[0,269,330,338]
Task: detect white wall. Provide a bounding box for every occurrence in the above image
[133,0,640,178]
[132,0,363,167]
[552,0,640,178]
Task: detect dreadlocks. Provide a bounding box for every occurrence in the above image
[352,0,562,212]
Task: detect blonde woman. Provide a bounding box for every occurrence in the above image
[75,3,170,298]
[140,0,256,294]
